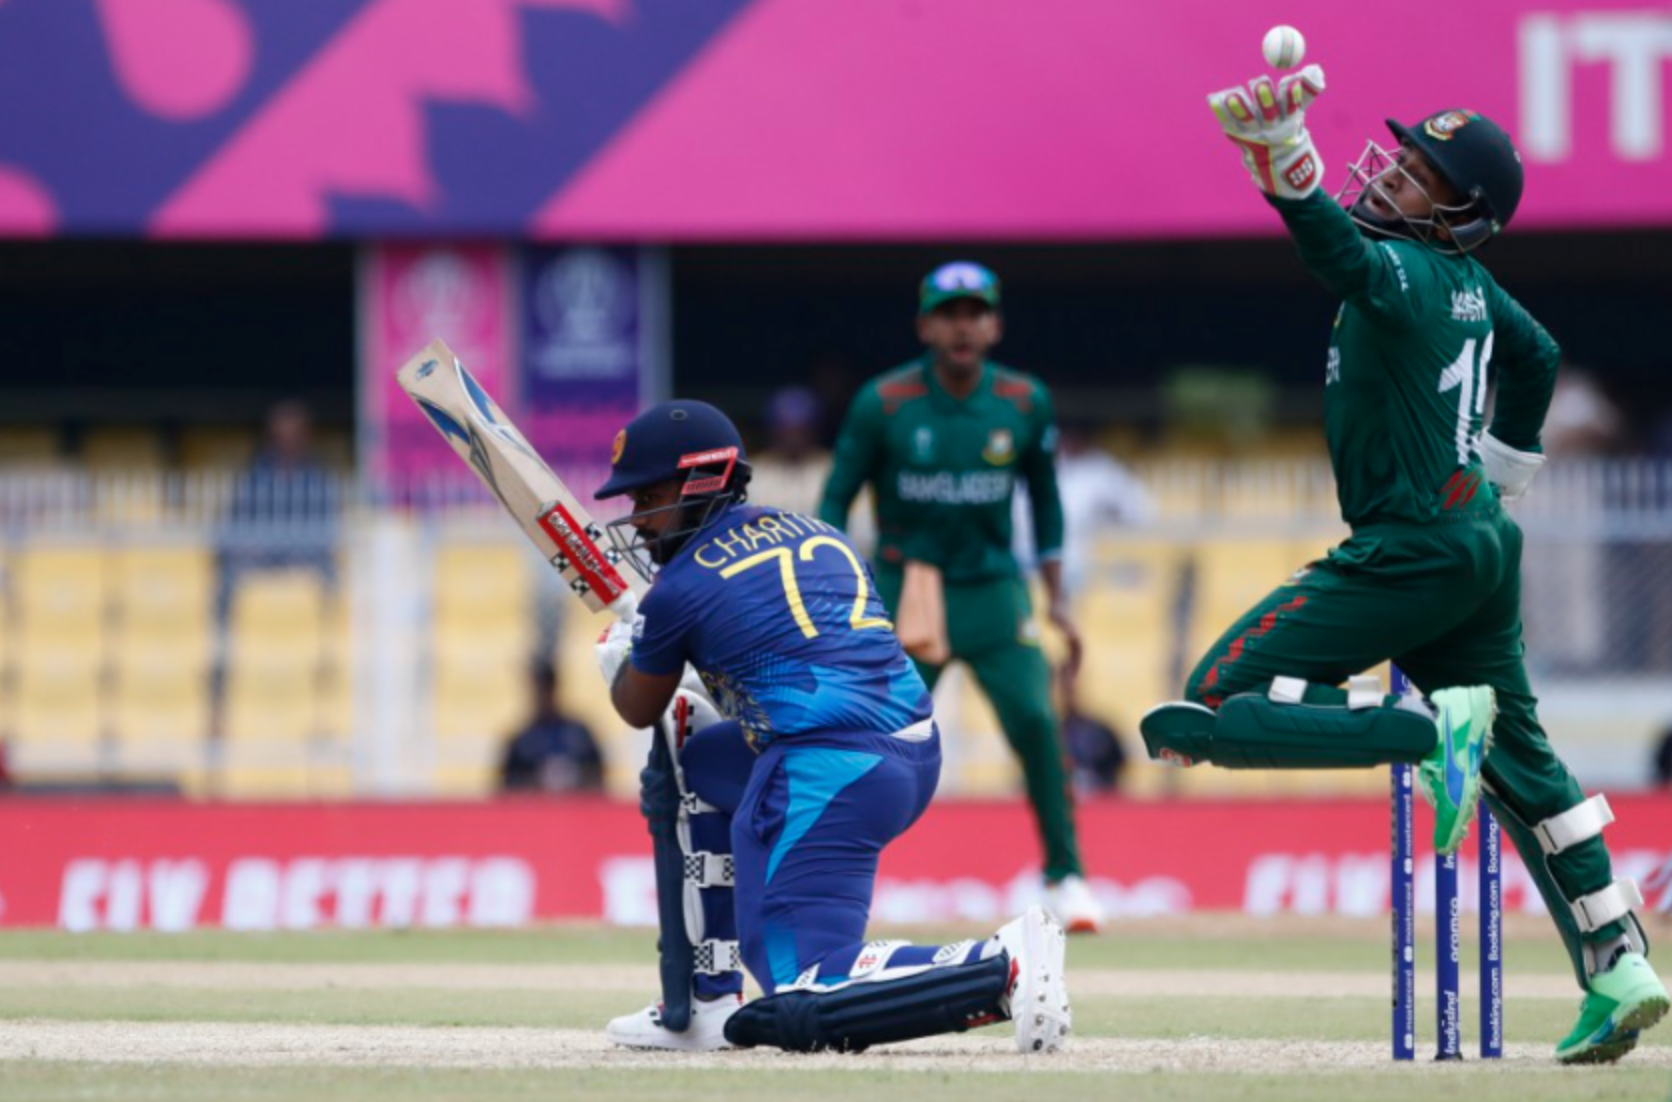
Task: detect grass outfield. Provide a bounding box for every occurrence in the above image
[1,917,1669,1101]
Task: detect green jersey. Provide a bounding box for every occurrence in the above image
[819,357,1065,583]
[1274,192,1560,527]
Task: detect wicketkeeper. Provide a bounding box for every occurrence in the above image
[1142,62,1668,1063]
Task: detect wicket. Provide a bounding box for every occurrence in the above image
[1390,668,1504,1060]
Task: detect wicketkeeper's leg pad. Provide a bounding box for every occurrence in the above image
[1142,679,1434,770]
[1485,783,1649,984]
[723,952,1011,1053]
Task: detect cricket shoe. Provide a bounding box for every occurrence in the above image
[1556,952,1671,1064]
[994,904,1071,1054]
[1043,874,1105,934]
[1416,685,1496,855]
[605,993,741,1051]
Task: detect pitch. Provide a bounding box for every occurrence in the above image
[1,916,1668,1101]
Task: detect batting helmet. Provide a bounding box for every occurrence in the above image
[595,400,751,502]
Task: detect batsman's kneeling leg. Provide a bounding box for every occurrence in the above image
[723,953,1011,1053]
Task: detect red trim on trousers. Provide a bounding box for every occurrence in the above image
[1198,594,1310,708]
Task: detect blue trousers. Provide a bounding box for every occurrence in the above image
[681,721,942,995]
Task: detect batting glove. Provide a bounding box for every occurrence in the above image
[1478,432,1546,503]
[1207,65,1327,199]
[596,611,642,686]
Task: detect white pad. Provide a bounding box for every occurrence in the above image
[1535,794,1615,856]
[1346,674,1383,711]
[684,851,735,889]
[1269,677,1307,705]
[1571,878,1644,934]
[693,939,743,975]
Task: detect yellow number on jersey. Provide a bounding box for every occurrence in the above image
[719,538,892,639]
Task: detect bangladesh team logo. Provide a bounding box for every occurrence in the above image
[1424,111,1479,141]
[982,428,1014,465]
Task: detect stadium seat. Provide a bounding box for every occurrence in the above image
[112,544,213,662]
[10,649,106,767]
[110,646,210,745]
[13,544,108,642]
[0,427,62,465]
[82,427,164,470]
[178,425,255,471]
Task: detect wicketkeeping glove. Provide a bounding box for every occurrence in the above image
[1478,432,1546,503]
[1207,65,1327,199]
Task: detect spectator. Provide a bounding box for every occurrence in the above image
[499,659,604,794]
[744,386,828,516]
[214,399,340,621]
[749,386,876,553]
[1542,367,1624,459]
[1057,664,1127,795]
[1653,724,1672,790]
[1016,420,1154,598]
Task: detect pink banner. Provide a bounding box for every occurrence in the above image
[538,0,1672,238]
[2,1,1667,239]
[3,796,1669,929]
[359,244,516,495]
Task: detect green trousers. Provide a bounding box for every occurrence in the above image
[876,567,1084,882]
[1184,507,1625,958]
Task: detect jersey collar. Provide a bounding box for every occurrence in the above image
[922,355,992,413]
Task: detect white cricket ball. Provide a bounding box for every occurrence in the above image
[1262,25,1306,70]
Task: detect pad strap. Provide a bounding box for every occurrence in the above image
[1269,677,1307,704]
[1346,674,1382,711]
[694,939,743,975]
[1535,794,1615,856]
[1571,878,1644,934]
[685,851,735,889]
[683,793,720,816]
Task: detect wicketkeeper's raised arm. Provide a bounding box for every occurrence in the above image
[1209,66,1419,320]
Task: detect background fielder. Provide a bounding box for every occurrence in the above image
[819,265,1102,933]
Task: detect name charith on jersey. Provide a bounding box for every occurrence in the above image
[630,504,932,749]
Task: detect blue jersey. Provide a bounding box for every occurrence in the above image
[631,504,933,748]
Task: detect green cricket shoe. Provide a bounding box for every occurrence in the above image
[1417,686,1496,855]
[1556,952,1671,1064]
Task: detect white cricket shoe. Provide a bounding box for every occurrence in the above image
[605,993,741,1051]
[1043,874,1105,934]
[995,904,1071,1054]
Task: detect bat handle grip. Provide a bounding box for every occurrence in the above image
[605,590,640,622]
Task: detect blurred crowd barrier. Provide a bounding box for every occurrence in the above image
[2,459,1669,800]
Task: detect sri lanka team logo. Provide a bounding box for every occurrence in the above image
[610,429,627,465]
[1424,111,1479,141]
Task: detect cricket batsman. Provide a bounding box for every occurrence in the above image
[1140,62,1668,1063]
[819,265,1103,933]
[594,399,1071,1054]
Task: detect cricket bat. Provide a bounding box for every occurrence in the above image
[396,338,642,616]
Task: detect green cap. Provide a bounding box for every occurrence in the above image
[919,261,1001,315]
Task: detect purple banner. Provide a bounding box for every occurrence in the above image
[520,246,666,512]
[359,244,516,497]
